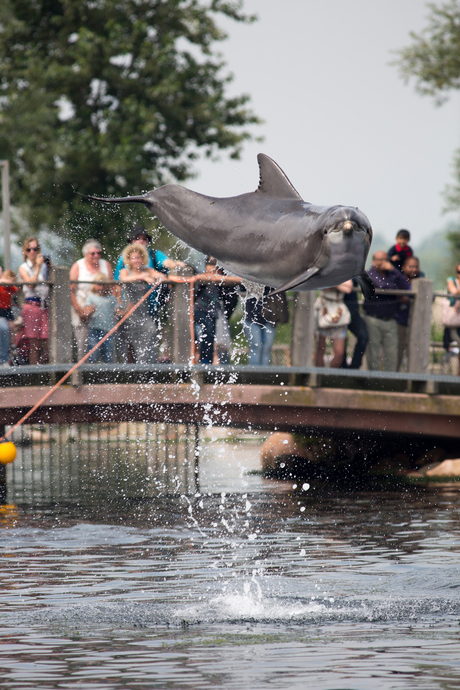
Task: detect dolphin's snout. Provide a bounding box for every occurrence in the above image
[339,219,356,236]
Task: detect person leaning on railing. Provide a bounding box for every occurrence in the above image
[69,239,115,360]
[193,258,243,365]
[243,286,289,366]
[114,225,186,318]
[395,256,424,371]
[442,264,460,374]
[113,225,186,362]
[362,250,409,372]
[341,278,369,370]
[315,281,353,369]
[0,269,19,367]
[18,237,52,365]
[193,256,221,364]
[84,273,123,364]
[118,243,165,364]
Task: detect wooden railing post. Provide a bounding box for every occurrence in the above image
[49,266,73,364]
[408,278,434,374]
[290,291,316,367]
[171,267,194,364]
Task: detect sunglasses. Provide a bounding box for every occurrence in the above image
[89,251,102,256]
[26,246,40,252]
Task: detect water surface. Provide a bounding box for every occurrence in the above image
[1,432,460,689]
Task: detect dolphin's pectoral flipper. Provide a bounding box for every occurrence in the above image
[355,271,375,300]
[268,267,321,296]
[255,153,303,200]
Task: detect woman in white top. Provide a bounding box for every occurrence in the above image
[18,237,51,365]
[69,239,114,360]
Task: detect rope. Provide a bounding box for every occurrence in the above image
[0,272,239,443]
[0,279,163,443]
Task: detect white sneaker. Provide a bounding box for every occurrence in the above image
[0,362,11,368]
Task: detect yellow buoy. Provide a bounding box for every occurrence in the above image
[0,442,17,465]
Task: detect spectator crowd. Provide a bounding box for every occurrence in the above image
[314,229,427,372]
[0,226,455,372]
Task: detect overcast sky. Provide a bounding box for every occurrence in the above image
[191,0,460,247]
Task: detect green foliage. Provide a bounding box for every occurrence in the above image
[0,0,261,255]
[415,225,456,289]
[394,1,460,103]
[446,223,460,258]
[394,1,460,254]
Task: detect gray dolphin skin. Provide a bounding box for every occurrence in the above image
[87,154,374,298]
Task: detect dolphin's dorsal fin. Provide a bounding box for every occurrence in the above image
[256,153,302,199]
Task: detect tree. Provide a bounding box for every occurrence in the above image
[395,0,460,257]
[0,0,260,255]
[395,1,460,102]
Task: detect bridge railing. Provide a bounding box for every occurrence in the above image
[290,279,435,374]
[6,267,457,376]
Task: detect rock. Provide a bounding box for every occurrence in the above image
[418,462,442,476]
[425,459,460,478]
[260,432,310,473]
[369,454,410,475]
[415,447,445,468]
[394,453,411,468]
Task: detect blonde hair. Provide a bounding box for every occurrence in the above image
[122,243,149,268]
[90,272,111,295]
[1,269,17,281]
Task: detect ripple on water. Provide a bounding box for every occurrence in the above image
[2,484,460,688]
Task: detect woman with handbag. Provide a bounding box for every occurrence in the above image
[442,266,460,372]
[314,281,353,368]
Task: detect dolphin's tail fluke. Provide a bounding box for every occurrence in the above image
[85,194,152,206]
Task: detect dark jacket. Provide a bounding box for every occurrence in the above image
[363,266,409,320]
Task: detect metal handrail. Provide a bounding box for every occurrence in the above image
[5,277,457,298]
[0,361,459,385]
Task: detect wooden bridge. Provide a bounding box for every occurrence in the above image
[1,268,459,458]
[2,363,459,448]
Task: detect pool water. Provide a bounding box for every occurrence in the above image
[1,432,460,689]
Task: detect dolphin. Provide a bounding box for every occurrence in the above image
[87,153,374,298]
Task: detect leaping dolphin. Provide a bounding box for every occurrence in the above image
[87,153,374,298]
